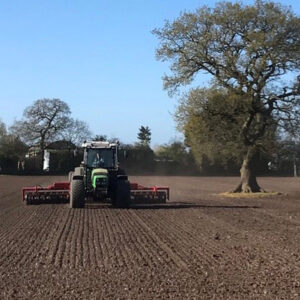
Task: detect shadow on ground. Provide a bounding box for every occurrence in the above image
[24,200,260,210]
[130,202,260,210]
[85,202,260,210]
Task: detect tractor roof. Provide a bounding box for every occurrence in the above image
[81,141,118,149]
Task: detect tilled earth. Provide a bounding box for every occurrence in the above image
[0,175,300,299]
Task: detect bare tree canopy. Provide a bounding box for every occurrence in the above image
[10,99,71,151]
[61,119,92,146]
[154,0,300,192]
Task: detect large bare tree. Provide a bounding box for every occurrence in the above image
[10,99,71,159]
[154,0,300,192]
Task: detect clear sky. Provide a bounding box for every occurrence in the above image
[0,0,299,147]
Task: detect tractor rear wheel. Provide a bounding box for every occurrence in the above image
[70,179,85,208]
[114,180,131,208]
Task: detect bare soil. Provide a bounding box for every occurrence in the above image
[0,175,299,299]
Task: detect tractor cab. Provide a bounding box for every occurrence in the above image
[80,141,125,201]
[82,141,118,170]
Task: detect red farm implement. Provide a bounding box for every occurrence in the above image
[22,182,70,205]
[22,181,170,206]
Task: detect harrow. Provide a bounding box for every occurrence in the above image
[22,181,169,205]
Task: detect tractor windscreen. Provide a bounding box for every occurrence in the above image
[87,148,116,169]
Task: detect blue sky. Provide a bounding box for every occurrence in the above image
[0,0,299,147]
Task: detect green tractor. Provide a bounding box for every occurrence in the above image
[69,141,130,208]
[22,140,170,207]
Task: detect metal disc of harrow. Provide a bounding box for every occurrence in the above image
[130,190,167,203]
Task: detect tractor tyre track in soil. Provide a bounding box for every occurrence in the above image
[0,175,299,298]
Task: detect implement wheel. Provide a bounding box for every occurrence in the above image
[70,179,85,208]
[114,180,131,208]
[24,194,32,205]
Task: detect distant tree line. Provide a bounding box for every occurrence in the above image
[0,97,299,176]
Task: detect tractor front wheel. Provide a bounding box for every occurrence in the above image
[70,179,85,208]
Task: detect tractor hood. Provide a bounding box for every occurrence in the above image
[91,168,108,190]
[92,168,108,176]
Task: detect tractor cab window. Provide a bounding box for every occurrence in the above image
[87,148,115,169]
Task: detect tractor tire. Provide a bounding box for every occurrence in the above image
[114,180,131,208]
[70,179,85,208]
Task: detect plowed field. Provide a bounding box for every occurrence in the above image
[0,175,300,299]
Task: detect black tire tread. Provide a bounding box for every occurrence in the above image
[70,179,85,208]
[115,180,131,208]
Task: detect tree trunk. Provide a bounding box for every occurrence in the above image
[232,147,264,193]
